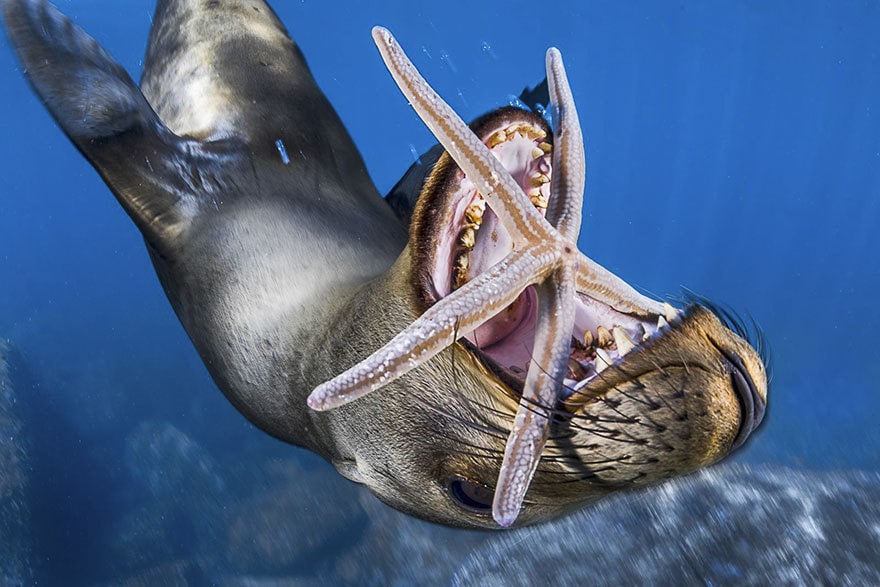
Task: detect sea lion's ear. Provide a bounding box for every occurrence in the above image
[3,0,248,253]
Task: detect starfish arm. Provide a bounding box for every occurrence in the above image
[493,262,576,527]
[545,48,585,244]
[307,246,558,410]
[575,252,668,317]
[371,26,553,248]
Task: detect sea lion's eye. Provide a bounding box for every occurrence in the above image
[446,477,494,515]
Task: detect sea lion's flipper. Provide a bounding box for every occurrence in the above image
[140,0,380,206]
[2,0,246,252]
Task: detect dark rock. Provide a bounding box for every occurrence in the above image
[224,460,368,576]
[124,420,227,500]
[108,421,230,576]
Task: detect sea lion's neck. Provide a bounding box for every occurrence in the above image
[151,186,407,451]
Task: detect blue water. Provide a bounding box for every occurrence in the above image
[1,0,879,583]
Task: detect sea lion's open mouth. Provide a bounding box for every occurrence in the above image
[421,108,671,407]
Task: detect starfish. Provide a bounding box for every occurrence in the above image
[308,27,670,527]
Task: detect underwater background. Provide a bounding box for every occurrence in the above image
[1,0,878,584]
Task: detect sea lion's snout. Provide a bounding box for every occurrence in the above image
[731,362,766,449]
[709,320,768,451]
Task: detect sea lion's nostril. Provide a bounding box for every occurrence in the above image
[728,355,766,450]
[707,335,766,452]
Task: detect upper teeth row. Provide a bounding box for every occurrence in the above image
[452,123,554,291]
[486,123,548,148]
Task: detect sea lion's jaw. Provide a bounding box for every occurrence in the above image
[308,29,768,528]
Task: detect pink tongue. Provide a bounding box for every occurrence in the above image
[464,207,522,348]
[470,295,526,347]
[467,285,538,380]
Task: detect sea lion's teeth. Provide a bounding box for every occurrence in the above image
[538,141,552,153]
[459,226,476,250]
[505,124,523,139]
[452,248,471,289]
[452,229,474,289]
[488,130,507,148]
[452,264,468,290]
[595,348,612,373]
[583,329,594,348]
[532,147,545,159]
[530,174,550,187]
[465,204,485,226]
[634,323,647,342]
[527,126,547,140]
[663,302,678,323]
[528,190,548,210]
[597,325,613,349]
[612,326,635,355]
[657,315,669,330]
[568,359,588,380]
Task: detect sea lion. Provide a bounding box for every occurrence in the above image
[2,0,767,528]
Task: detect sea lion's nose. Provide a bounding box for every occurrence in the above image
[727,352,767,450]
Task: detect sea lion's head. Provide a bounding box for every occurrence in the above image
[307,30,768,529]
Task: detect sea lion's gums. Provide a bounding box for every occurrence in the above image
[3,0,767,529]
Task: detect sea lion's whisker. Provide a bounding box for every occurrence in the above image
[597,383,664,411]
[570,410,640,426]
[529,473,605,486]
[412,396,509,443]
[536,454,627,468]
[563,421,650,446]
[442,450,502,463]
[645,369,687,422]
